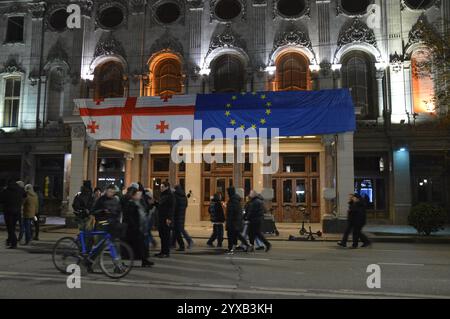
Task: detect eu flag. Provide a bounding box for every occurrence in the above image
[194,89,356,137]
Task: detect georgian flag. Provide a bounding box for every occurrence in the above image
[75,95,195,140]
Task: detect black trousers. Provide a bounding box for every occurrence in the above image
[173,227,185,249]
[158,222,171,255]
[340,219,354,245]
[5,213,19,247]
[32,214,40,239]
[353,222,370,247]
[207,224,224,246]
[248,221,271,247]
[227,228,248,251]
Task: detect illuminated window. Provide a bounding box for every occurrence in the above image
[341,51,374,117]
[275,52,309,91]
[94,62,125,99]
[153,58,182,96]
[212,55,244,93]
[3,77,21,127]
[411,49,434,113]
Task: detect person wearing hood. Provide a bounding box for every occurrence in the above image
[22,184,38,245]
[246,190,271,252]
[122,187,154,267]
[72,180,96,230]
[225,186,249,254]
[206,193,225,248]
[155,181,175,258]
[92,184,122,228]
[172,184,193,251]
[0,180,25,248]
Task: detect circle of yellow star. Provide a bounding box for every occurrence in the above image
[266,102,272,107]
[240,124,245,129]
[225,111,231,116]
[260,118,266,124]
[230,119,236,125]
[232,96,237,100]
[260,94,266,99]
[226,103,232,108]
[251,124,257,129]
[265,109,271,115]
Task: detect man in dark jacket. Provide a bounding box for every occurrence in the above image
[338,193,371,248]
[246,190,272,252]
[172,185,193,251]
[207,193,225,248]
[155,181,175,258]
[226,186,249,254]
[0,180,25,248]
[91,184,122,229]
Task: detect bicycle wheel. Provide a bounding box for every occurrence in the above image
[99,240,134,279]
[52,237,81,274]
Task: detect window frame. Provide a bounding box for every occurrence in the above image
[275,52,310,91]
[212,54,245,93]
[4,15,25,44]
[0,74,23,129]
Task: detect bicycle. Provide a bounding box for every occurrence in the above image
[52,226,134,279]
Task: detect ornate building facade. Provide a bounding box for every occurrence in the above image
[0,0,449,226]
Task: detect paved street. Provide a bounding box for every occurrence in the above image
[1,230,450,299]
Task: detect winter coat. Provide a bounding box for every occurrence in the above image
[157,188,175,224]
[245,195,265,224]
[92,194,122,223]
[72,188,95,216]
[0,183,25,215]
[225,187,243,231]
[209,194,225,223]
[349,200,367,226]
[23,190,39,219]
[174,186,188,229]
[122,199,148,260]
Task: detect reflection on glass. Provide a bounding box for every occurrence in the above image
[283,180,292,203]
[283,156,305,172]
[311,179,317,203]
[272,179,277,203]
[295,179,306,203]
[204,178,210,201]
[216,178,226,200]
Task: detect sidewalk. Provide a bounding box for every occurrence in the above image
[2,214,450,243]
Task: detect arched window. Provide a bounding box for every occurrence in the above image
[94,61,124,99]
[153,58,182,96]
[411,49,434,113]
[341,51,374,117]
[212,55,245,93]
[275,52,309,91]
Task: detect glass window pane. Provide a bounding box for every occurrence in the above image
[311,178,318,203]
[5,79,13,97]
[203,178,210,201]
[295,179,306,203]
[216,178,226,199]
[153,156,170,172]
[283,180,292,203]
[13,79,21,97]
[311,156,318,172]
[283,156,305,172]
[244,178,251,197]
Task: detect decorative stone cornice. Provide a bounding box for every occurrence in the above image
[1,58,25,74]
[149,29,184,57]
[94,33,126,59]
[269,28,316,64]
[130,0,147,13]
[206,24,246,57]
[28,2,46,19]
[47,38,69,64]
[337,18,377,49]
[405,14,438,51]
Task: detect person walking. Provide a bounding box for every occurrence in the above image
[246,190,272,252]
[337,193,371,248]
[22,184,38,245]
[16,181,25,243]
[206,193,225,248]
[32,185,44,241]
[173,185,194,251]
[122,187,154,267]
[225,186,249,254]
[155,181,175,258]
[0,180,25,249]
[143,188,157,248]
[351,194,371,248]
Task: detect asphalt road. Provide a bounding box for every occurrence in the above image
[1,230,450,299]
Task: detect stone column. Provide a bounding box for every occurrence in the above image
[322,134,336,217]
[21,145,35,185]
[67,124,87,217]
[124,153,134,187]
[392,147,412,224]
[185,162,202,225]
[140,141,151,187]
[336,132,354,219]
[376,69,385,122]
[86,138,98,187]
